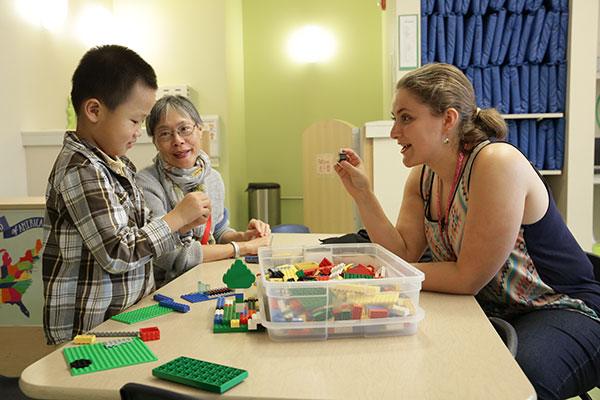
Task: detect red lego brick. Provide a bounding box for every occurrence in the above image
[139,327,160,341]
[351,305,363,320]
[240,314,248,325]
[289,299,303,311]
[319,257,333,267]
[368,308,389,319]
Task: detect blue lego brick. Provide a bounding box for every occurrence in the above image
[158,300,189,313]
[153,294,174,303]
[181,289,236,303]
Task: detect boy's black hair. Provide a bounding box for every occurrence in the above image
[70,44,157,115]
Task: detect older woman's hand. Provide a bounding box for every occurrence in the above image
[244,219,271,240]
[238,234,271,256]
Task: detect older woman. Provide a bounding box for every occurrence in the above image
[137,95,270,287]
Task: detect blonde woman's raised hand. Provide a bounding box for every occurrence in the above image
[333,148,372,199]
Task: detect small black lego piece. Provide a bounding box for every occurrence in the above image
[70,359,92,369]
[338,152,347,162]
[244,255,259,264]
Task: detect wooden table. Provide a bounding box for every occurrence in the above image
[20,234,536,399]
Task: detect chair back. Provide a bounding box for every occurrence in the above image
[120,382,203,400]
[271,224,310,233]
[586,252,600,281]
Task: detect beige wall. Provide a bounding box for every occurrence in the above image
[0,0,93,197]
[4,0,250,227]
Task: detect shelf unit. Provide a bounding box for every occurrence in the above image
[391,0,596,250]
[502,113,564,120]
[502,113,565,175]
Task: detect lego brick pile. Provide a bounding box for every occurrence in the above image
[263,257,417,324]
[264,257,385,282]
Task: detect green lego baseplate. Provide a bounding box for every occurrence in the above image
[152,356,248,393]
[110,304,173,324]
[63,337,157,376]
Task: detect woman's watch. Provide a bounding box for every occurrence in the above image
[230,241,240,259]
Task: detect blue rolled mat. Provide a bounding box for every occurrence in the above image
[491,66,503,110]
[422,0,435,15]
[446,14,457,64]
[507,13,523,65]
[428,14,438,64]
[481,12,498,66]
[489,0,506,11]
[547,64,558,113]
[555,118,565,169]
[529,63,540,113]
[539,64,549,113]
[436,13,447,62]
[542,119,556,170]
[519,119,530,159]
[527,119,537,167]
[482,66,493,108]
[524,0,543,11]
[535,119,546,170]
[490,8,507,65]
[507,0,525,13]
[517,12,535,65]
[558,11,568,61]
[545,10,560,64]
[519,64,530,113]
[557,62,567,112]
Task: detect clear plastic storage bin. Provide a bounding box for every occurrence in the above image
[257,243,425,341]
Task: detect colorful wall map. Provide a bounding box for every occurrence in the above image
[0,211,44,326]
[1,238,43,318]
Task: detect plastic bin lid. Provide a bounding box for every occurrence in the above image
[246,182,280,191]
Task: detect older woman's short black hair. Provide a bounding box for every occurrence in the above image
[145,95,203,137]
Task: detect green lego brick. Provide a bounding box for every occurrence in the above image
[213,322,265,333]
[110,304,173,324]
[63,337,157,376]
[344,273,374,279]
[152,356,248,393]
[213,323,249,333]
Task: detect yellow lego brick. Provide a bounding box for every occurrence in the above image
[346,292,399,306]
[281,266,298,281]
[230,319,240,328]
[74,334,96,344]
[333,283,381,294]
[294,261,319,271]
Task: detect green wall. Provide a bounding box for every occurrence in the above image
[240,0,384,226]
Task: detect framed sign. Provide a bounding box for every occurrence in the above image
[398,14,419,71]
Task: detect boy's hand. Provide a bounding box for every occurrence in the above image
[162,192,211,234]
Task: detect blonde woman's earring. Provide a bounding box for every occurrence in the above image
[444,137,450,144]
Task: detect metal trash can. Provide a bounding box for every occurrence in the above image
[246,182,281,226]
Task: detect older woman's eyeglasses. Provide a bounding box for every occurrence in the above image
[155,123,197,143]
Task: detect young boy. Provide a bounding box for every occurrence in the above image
[42,45,211,345]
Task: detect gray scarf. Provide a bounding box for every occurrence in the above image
[154,153,214,243]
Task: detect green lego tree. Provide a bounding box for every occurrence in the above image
[222,259,255,289]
